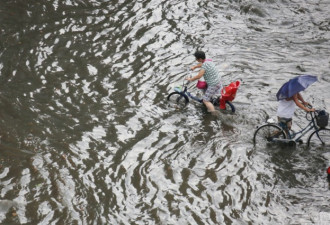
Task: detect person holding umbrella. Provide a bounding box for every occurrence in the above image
[276,75,317,134]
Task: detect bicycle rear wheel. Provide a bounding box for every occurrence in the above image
[212,99,236,113]
[167,92,189,108]
[253,124,287,149]
[307,128,330,147]
[225,101,235,113]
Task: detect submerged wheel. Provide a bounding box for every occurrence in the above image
[225,101,235,113]
[307,128,330,147]
[167,92,189,108]
[213,99,236,113]
[253,124,287,149]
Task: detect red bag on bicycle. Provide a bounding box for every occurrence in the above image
[196,80,207,89]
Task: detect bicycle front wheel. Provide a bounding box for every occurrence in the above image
[307,128,330,147]
[167,92,189,108]
[253,124,287,148]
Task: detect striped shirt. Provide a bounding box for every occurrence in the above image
[201,61,221,86]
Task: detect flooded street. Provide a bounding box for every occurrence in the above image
[0,0,330,224]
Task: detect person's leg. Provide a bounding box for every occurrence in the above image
[203,100,215,112]
[286,120,292,130]
[202,82,222,113]
[278,117,292,137]
[278,117,287,136]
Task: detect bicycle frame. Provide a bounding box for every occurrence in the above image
[168,77,237,112]
[289,120,316,142]
[174,82,204,103]
[272,111,322,144]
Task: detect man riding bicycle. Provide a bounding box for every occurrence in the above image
[277,92,315,135]
[186,50,223,113]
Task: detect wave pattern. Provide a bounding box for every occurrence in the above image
[0,0,329,224]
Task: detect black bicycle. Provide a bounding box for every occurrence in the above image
[167,78,240,113]
[253,109,330,148]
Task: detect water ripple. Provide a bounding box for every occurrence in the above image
[0,0,329,224]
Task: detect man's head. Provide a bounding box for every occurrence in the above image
[194,51,206,61]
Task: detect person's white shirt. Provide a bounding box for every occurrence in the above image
[277,99,296,119]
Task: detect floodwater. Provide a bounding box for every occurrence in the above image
[0,0,330,224]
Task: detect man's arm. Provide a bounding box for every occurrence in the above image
[191,63,203,71]
[186,69,205,81]
[297,93,309,106]
[293,94,314,112]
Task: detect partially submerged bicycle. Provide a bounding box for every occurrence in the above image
[253,108,330,148]
[167,78,240,113]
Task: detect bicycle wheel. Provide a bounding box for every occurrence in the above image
[167,92,189,108]
[253,124,287,148]
[213,99,236,113]
[307,128,330,147]
[225,101,235,113]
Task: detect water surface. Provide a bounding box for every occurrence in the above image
[0,0,330,224]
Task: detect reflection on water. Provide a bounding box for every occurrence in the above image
[0,0,330,224]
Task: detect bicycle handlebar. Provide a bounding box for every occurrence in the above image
[305,106,323,122]
[305,104,313,121]
[306,104,313,109]
[181,68,193,86]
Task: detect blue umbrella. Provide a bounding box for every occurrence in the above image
[276,75,318,101]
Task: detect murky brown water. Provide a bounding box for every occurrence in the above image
[0,0,330,224]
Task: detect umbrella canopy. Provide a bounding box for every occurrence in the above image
[276,75,318,101]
